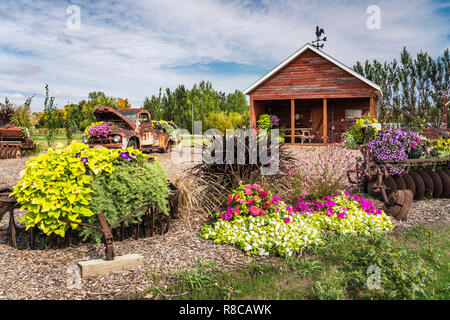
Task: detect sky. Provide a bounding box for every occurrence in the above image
[0,0,449,112]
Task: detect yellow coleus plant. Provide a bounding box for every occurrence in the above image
[11,142,155,237]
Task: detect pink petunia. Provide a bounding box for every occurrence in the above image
[234,194,240,202]
[247,200,254,206]
[239,199,247,205]
[260,191,269,199]
[284,217,291,224]
[249,206,260,216]
[252,184,261,191]
[234,206,240,215]
[244,188,253,196]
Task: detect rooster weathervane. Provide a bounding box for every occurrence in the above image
[312,26,327,50]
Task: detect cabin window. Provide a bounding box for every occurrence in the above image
[345,109,362,120]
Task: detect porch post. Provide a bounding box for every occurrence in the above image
[291,99,295,144]
[323,98,328,145]
[369,96,376,120]
[250,96,256,129]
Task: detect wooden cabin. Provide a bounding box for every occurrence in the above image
[244,43,382,145]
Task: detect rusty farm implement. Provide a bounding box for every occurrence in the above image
[347,103,450,221]
[0,127,35,159]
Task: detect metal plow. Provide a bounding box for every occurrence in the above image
[349,154,450,221]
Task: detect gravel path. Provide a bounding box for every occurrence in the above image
[0,145,448,300]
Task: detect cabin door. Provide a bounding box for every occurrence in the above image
[311,105,323,142]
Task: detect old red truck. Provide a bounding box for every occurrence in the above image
[83,105,174,153]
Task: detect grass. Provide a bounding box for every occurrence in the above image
[143,225,449,300]
[32,133,82,152]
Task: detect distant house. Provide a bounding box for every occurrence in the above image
[244,43,382,144]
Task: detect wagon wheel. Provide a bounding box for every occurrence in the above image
[393,175,406,190]
[436,170,450,198]
[410,171,425,201]
[417,170,434,199]
[402,173,416,198]
[397,189,414,221]
[153,209,170,235]
[426,170,442,198]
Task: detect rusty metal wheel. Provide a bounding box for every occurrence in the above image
[386,190,406,219]
[6,147,14,159]
[393,175,406,190]
[397,189,414,221]
[417,170,434,199]
[0,147,6,159]
[383,175,397,199]
[367,179,379,199]
[12,147,21,159]
[426,170,442,198]
[410,171,425,201]
[402,173,416,198]
[436,170,450,198]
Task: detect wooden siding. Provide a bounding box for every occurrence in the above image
[249,49,376,100]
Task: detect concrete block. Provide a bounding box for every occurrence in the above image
[77,254,144,278]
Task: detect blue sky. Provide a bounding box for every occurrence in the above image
[0,0,449,112]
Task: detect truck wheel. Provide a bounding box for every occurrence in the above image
[127,140,137,149]
[164,142,171,153]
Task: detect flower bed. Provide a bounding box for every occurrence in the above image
[12,142,169,240]
[200,184,394,257]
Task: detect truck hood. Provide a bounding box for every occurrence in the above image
[93,105,136,130]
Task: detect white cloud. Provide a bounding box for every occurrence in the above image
[0,0,448,112]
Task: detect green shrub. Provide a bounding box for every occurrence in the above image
[341,131,359,149]
[344,115,378,145]
[312,268,347,300]
[204,111,244,133]
[256,114,271,130]
[80,159,169,243]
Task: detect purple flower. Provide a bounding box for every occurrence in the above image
[80,157,88,163]
[147,157,154,163]
[75,152,81,158]
[120,152,130,159]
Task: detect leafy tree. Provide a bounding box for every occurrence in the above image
[42,84,59,147]
[0,98,15,126]
[354,47,450,129]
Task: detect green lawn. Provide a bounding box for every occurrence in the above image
[33,133,82,151]
[143,225,449,300]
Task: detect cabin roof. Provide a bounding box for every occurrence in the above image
[243,43,382,97]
